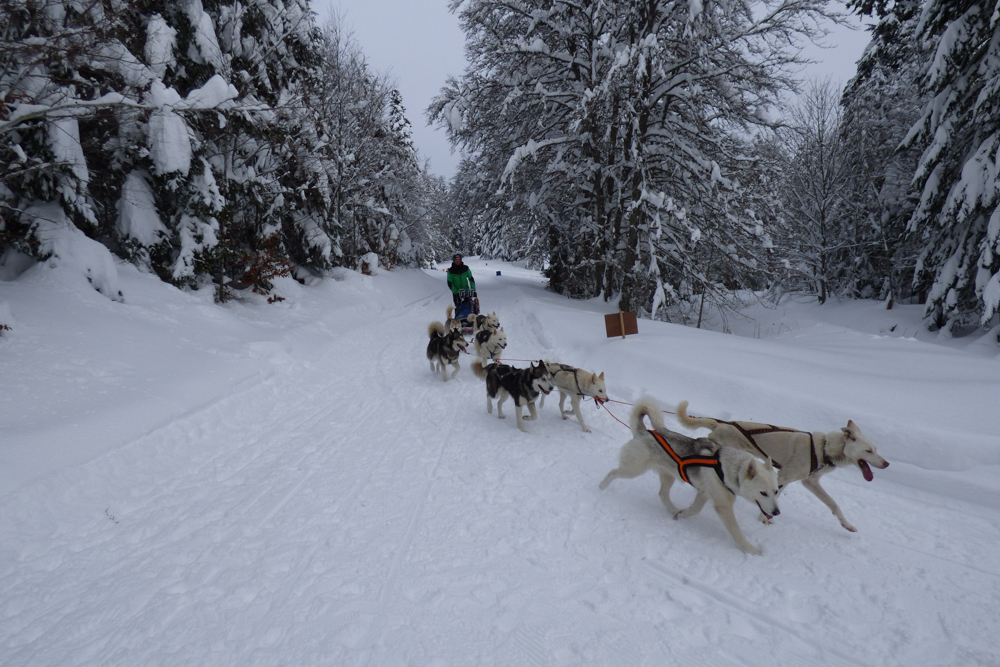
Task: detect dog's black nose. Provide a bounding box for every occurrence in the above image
[772,509,780,516]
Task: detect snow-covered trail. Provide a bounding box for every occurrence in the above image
[1,260,999,666]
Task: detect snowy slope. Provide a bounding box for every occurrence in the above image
[1,258,998,666]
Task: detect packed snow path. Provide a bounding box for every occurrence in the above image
[1,260,998,666]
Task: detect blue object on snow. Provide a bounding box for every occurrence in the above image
[496,271,501,276]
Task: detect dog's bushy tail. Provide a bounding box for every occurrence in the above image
[631,396,666,436]
[428,321,445,338]
[471,359,489,380]
[675,400,719,431]
[446,305,454,319]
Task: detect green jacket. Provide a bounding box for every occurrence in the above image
[447,264,476,293]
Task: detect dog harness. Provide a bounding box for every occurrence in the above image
[648,430,724,485]
[551,364,587,396]
[715,420,831,475]
[476,329,505,360]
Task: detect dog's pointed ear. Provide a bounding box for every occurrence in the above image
[744,460,756,480]
[766,456,774,471]
[842,423,857,440]
[599,372,604,379]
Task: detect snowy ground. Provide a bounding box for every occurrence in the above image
[1,257,998,666]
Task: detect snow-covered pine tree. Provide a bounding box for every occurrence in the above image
[884,1,1000,332]
[840,0,927,307]
[157,0,325,300]
[1,0,112,273]
[0,0,331,301]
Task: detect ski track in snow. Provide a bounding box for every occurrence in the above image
[1,260,999,666]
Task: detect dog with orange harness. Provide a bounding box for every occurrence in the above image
[599,397,780,555]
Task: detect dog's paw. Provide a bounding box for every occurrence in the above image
[758,513,773,525]
[841,521,858,533]
[581,426,592,433]
[742,544,764,556]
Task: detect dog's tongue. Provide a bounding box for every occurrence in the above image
[859,460,873,482]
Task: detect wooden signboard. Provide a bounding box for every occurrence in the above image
[605,311,638,339]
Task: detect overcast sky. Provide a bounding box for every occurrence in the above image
[315,1,874,179]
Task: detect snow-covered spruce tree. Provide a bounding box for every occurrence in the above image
[876,1,1000,333]
[0,0,331,301]
[0,0,117,288]
[840,0,927,307]
[432,0,833,318]
[149,0,327,301]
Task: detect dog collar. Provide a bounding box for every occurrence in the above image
[648,430,724,486]
[809,434,836,475]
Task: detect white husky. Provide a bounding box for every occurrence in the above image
[539,362,608,432]
[473,326,507,362]
[600,397,780,555]
[675,401,889,532]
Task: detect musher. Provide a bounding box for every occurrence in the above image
[447,253,478,313]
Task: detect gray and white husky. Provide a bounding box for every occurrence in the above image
[600,397,780,555]
[676,401,889,532]
[444,305,463,333]
[426,321,467,382]
[473,326,507,362]
[471,360,553,432]
[539,362,608,432]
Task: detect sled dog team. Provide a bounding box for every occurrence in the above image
[427,304,890,554]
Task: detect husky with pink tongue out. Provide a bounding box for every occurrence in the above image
[675,402,889,533]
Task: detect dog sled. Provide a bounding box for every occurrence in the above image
[454,289,480,334]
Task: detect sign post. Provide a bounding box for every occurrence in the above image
[605,311,638,339]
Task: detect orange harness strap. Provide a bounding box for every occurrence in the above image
[648,430,724,485]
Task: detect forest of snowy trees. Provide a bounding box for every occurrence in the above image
[1,0,998,338]
[431,0,1000,337]
[0,0,455,302]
